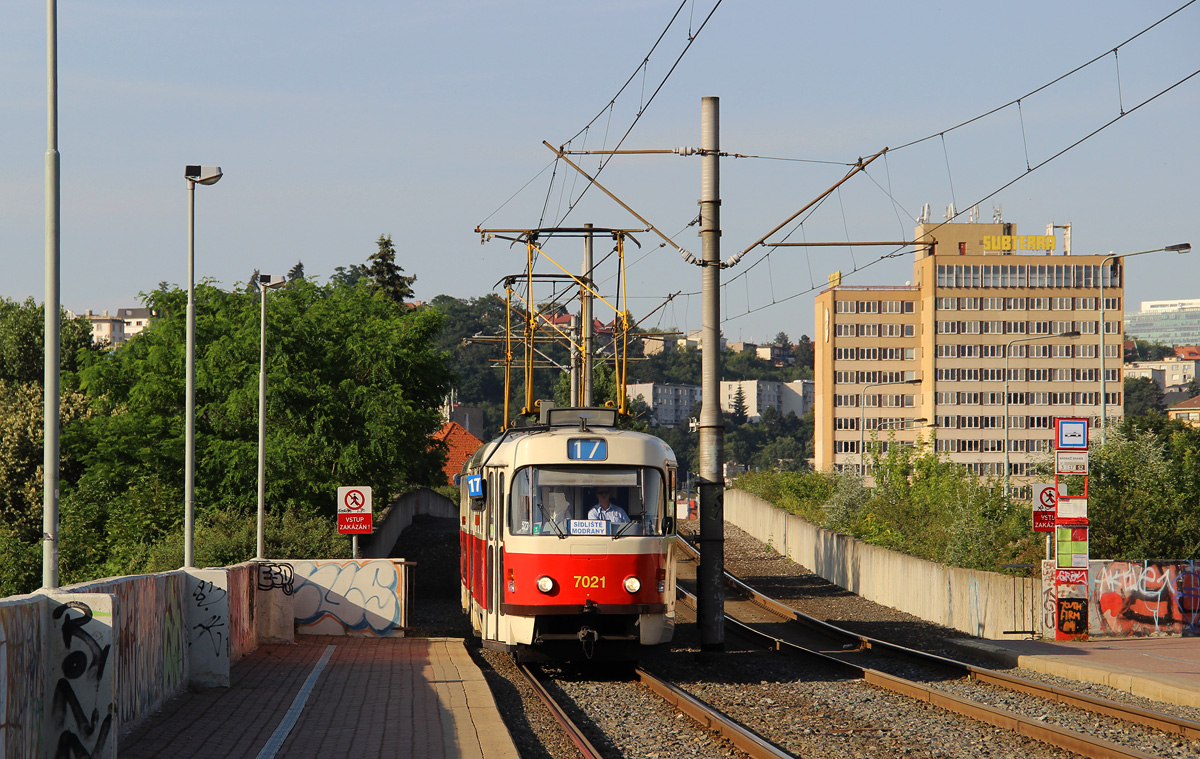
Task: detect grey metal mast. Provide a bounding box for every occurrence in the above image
[697,96,724,652]
[42,0,61,588]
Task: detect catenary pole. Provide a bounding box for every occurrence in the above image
[583,223,594,406]
[42,0,61,588]
[697,96,725,653]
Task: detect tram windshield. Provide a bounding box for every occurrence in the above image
[509,466,666,537]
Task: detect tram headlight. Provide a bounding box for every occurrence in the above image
[623,576,641,594]
[536,576,555,593]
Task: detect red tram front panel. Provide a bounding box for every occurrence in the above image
[501,548,667,614]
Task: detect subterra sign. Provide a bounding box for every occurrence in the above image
[337,486,373,534]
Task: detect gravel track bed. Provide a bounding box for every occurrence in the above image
[395,514,1200,758]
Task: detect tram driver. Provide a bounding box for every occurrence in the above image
[587,487,630,524]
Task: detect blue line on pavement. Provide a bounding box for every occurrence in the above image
[255,644,336,759]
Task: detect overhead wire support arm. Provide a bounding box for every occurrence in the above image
[543,141,704,266]
[738,147,888,262]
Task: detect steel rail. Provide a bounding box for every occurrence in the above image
[633,668,797,759]
[681,538,1200,741]
[516,664,604,759]
[677,587,1163,759]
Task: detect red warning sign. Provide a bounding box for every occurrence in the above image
[336,486,373,535]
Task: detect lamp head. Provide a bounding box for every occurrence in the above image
[185,165,222,186]
[1166,243,1192,253]
[257,274,286,290]
[1061,330,1082,338]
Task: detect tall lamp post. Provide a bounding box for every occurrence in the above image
[859,378,923,475]
[184,165,222,568]
[256,273,286,559]
[43,0,62,588]
[1098,243,1190,444]
[1004,331,1079,495]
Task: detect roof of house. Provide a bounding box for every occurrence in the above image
[1176,345,1200,360]
[434,421,483,486]
[1168,394,1200,412]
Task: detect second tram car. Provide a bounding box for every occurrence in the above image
[460,407,679,661]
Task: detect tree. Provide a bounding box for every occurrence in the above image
[331,264,368,287]
[288,261,306,282]
[46,277,453,588]
[794,335,814,370]
[1124,376,1166,417]
[773,332,790,348]
[367,234,416,304]
[730,385,748,425]
[0,297,97,383]
[1130,338,1175,361]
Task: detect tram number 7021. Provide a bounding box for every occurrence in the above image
[574,575,606,589]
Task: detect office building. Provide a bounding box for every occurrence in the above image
[1125,299,1200,346]
[815,219,1124,487]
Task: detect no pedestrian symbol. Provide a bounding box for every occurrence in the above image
[337,486,373,534]
[1033,483,1057,533]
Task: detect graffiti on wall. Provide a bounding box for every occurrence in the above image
[227,564,257,663]
[290,560,405,637]
[1093,560,1200,636]
[190,579,229,658]
[85,573,186,728]
[50,600,114,759]
[258,562,294,595]
[1,601,43,759]
[1041,559,1200,637]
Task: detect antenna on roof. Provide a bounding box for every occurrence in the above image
[945,203,956,221]
[993,204,1003,223]
[918,204,930,224]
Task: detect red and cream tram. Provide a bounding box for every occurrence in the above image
[460,407,679,661]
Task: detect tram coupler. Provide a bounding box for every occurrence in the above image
[578,626,599,659]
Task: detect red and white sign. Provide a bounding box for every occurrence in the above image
[337,486,373,534]
[1032,483,1057,532]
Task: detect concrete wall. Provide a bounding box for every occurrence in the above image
[0,554,413,754]
[725,489,1038,640]
[288,559,412,636]
[361,487,456,558]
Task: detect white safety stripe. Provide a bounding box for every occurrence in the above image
[254,644,336,759]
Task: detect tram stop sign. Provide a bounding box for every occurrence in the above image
[337,486,373,534]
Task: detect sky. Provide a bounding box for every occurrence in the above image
[2,1,1197,345]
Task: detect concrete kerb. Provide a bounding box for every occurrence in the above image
[948,638,1200,710]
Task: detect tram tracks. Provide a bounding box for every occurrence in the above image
[674,539,1199,759]
[517,663,794,759]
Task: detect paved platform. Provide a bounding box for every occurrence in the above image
[951,635,1200,710]
[119,636,519,759]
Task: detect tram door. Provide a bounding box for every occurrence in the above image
[484,470,503,642]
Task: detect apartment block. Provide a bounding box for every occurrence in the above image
[626,382,702,428]
[815,220,1124,486]
[1125,357,1199,392]
[719,379,813,421]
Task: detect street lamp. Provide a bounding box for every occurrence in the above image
[256,273,286,559]
[1004,330,1080,494]
[860,378,923,475]
[184,165,222,568]
[1098,243,1190,443]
